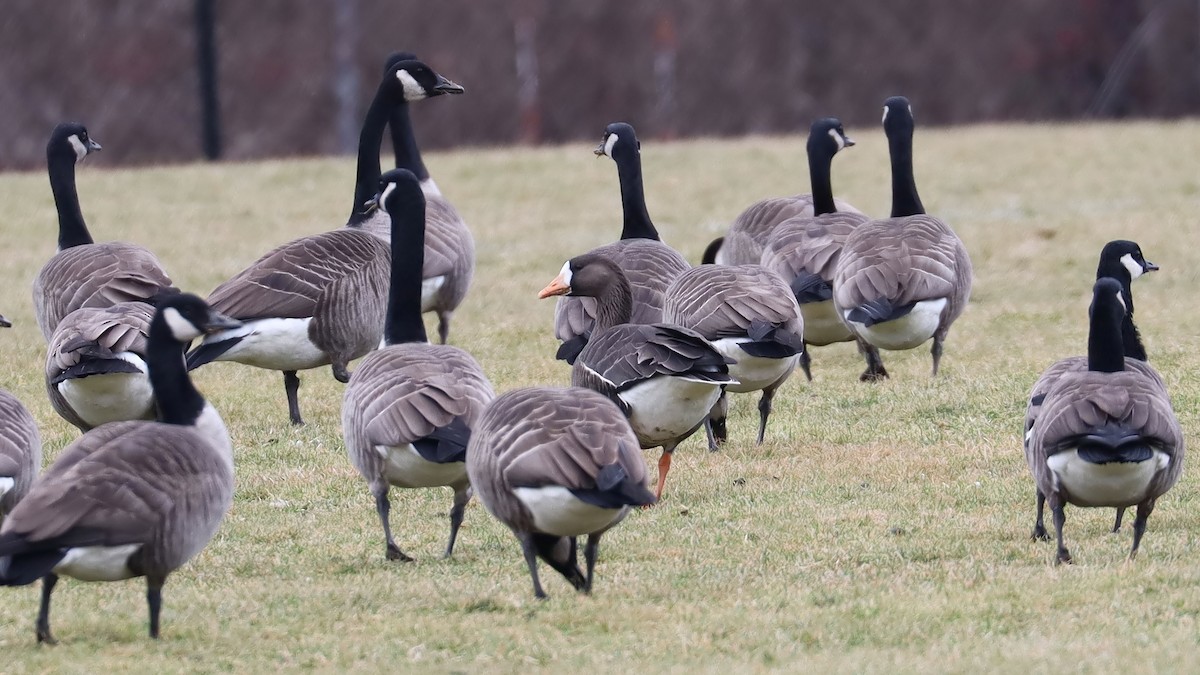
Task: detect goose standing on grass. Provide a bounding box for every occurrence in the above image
[45,302,156,431]
[32,123,176,341]
[832,96,972,377]
[467,386,655,599]
[342,169,494,562]
[553,122,690,363]
[663,265,804,446]
[0,313,41,527]
[1026,278,1183,564]
[1025,240,1160,539]
[760,118,882,381]
[702,130,863,267]
[187,58,464,426]
[373,51,475,344]
[0,294,240,643]
[538,254,734,500]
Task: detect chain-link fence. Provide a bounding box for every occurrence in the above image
[1,0,1197,169]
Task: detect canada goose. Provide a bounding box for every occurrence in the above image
[342,168,494,561]
[0,294,240,642]
[0,314,41,528]
[466,386,655,598]
[187,59,463,425]
[554,122,690,363]
[663,264,804,446]
[1025,240,1160,538]
[760,118,882,381]
[32,123,176,341]
[705,130,863,267]
[45,301,156,431]
[538,254,735,499]
[1026,278,1184,564]
[371,51,475,345]
[832,96,972,377]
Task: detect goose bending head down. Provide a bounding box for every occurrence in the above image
[342,168,494,561]
[0,294,240,643]
[1026,278,1183,564]
[33,123,177,341]
[539,254,734,500]
[466,386,655,598]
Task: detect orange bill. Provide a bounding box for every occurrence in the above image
[537,274,571,299]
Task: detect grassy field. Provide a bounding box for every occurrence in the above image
[2,120,1200,672]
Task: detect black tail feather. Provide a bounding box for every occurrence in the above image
[51,358,144,384]
[186,337,242,371]
[1076,428,1156,464]
[555,335,589,364]
[572,463,657,509]
[412,416,472,464]
[846,298,914,327]
[790,272,833,304]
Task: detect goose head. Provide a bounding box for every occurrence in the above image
[47,123,102,164]
[156,294,242,344]
[363,168,424,215]
[538,254,624,299]
[809,117,855,156]
[1098,240,1158,282]
[594,122,640,161]
[881,96,915,135]
[385,59,464,102]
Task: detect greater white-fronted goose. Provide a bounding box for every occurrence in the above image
[370,51,475,344]
[0,294,240,642]
[466,386,655,598]
[1025,240,1160,538]
[188,59,463,425]
[342,168,494,561]
[538,254,734,500]
[554,122,690,363]
[1026,278,1184,564]
[663,264,804,446]
[0,313,41,528]
[32,123,176,341]
[45,301,156,431]
[832,96,972,377]
[760,117,881,381]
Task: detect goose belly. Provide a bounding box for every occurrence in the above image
[1047,449,1171,507]
[378,444,466,488]
[421,276,447,312]
[801,300,853,346]
[58,371,154,428]
[55,544,141,582]
[621,377,724,447]
[513,486,625,536]
[847,298,946,350]
[711,338,797,393]
[209,318,329,371]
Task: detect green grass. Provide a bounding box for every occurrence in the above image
[2,120,1200,672]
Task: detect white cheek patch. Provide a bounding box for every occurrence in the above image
[162,307,201,342]
[827,127,845,150]
[396,70,427,101]
[1120,253,1143,279]
[68,134,88,161]
[882,105,890,124]
[379,182,397,210]
[603,133,619,158]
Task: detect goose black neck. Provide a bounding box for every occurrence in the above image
[887,126,925,218]
[48,151,92,249]
[808,141,837,216]
[388,104,431,183]
[347,86,397,226]
[615,150,659,241]
[591,271,634,333]
[1087,297,1126,374]
[1113,279,1147,361]
[147,320,205,426]
[384,189,429,345]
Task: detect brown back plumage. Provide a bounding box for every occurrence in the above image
[33,243,174,341]
[663,264,803,341]
[761,211,870,287]
[1024,356,1165,448]
[722,195,863,266]
[0,391,40,519]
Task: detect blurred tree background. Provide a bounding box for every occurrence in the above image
[1,0,1197,168]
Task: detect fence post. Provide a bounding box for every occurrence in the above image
[195,0,222,160]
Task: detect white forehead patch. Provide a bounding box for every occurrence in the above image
[603,132,619,158]
[881,105,890,124]
[379,182,397,210]
[827,127,845,151]
[1120,253,1143,279]
[396,70,428,101]
[559,261,573,287]
[163,307,201,342]
[68,134,88,161]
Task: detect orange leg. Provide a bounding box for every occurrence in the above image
[654,450,673,501]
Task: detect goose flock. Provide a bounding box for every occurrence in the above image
[0,53,1186,643]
